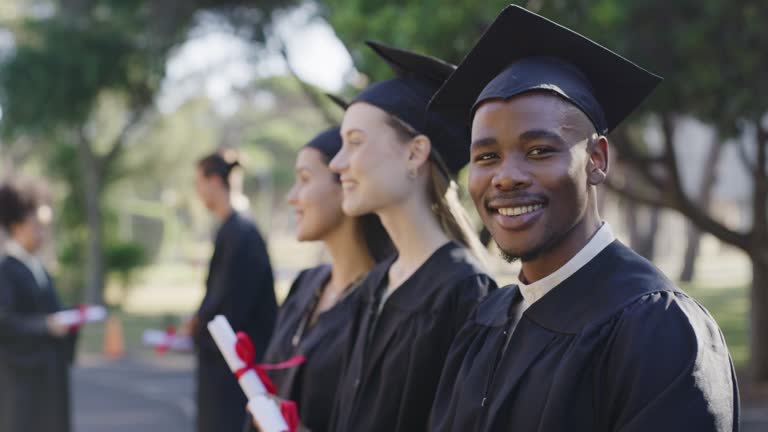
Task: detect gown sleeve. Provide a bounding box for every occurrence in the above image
[47,275,79,365]
[600,291,738,432]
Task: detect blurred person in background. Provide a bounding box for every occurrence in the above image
[0,181,77,432]
[184,152,278,432]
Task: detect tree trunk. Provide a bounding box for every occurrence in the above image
[679,225,701,282]
[750,122,767,379]
[77,137,106,305]
[626,201,661,261]
[750,252,768,380]
[277,40,340,127]
[680,136,725,282]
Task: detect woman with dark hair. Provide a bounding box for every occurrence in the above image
[186,152,278,432]
[326,42,497,432]
[248,126,393,432]
[0,182,76,432]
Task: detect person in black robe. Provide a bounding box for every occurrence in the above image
[427,5,739,431]
[326,42,497,432]
[0,182,77,432]
[251,126,393,432]
[186,152,278,432]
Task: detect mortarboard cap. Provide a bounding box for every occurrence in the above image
[303,94,350,160]
[351,41,470,176]
[304,126,343,162]
[429,5,663,135]
[325,93,349,110]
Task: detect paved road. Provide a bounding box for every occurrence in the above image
[743,406,768,432]
[72,353,767,432]
[73,354,195,432]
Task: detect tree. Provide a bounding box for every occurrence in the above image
[594,0,768,380]
[0,0,298,303]
[1,7,161,303]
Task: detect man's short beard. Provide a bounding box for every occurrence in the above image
[496,236,556,264]
[496,243,549,264]
[498,247,519,263]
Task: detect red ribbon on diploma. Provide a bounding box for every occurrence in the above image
[156,325,176,356]
[233,331,306,395]
[279,400,299,432]
[68,305,89,333]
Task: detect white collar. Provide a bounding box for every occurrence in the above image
[518,223,615,306]
[5,239,35,262]
[5,240,48,288]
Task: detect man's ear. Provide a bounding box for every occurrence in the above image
[587,135,609,185]
[407,134,432,171]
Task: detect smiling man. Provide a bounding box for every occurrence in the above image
[427,5,739,432]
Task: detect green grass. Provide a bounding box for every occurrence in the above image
[77,310,182,354]
[683,283,749,370]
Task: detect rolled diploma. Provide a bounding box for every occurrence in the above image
[248,394,292,432]
[207,315,289,432]
[207,315,268,397]
[142,329,193,351]
[52,305,107,327]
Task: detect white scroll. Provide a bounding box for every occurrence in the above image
[207,315,291,432]
[51,305,107,327]
[142,329,193,352]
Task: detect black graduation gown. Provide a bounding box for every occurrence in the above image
[259,264,360,432]
[194,212,278,432]
[330,242,497,432]
[430,240,740,432]
[0,256,77,432]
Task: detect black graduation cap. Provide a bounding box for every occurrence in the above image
[304,126,343,161]
[350,41,470,176]
[325,93,349,110]
[429,5,663,135]
[302,94,349,160]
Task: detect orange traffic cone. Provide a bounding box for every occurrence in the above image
[103,315,125,359]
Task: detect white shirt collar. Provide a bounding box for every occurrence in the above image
[5,240,48,288]
[518,223,615,306]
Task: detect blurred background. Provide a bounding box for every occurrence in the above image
[0,0,766,430]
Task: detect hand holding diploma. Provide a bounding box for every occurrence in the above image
[207,315,305,432]
[46,314,70,337]
[179,315,199,337]
[142,326,193,354]
[51,305,107,329]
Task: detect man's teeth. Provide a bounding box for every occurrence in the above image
[498,204,543,217]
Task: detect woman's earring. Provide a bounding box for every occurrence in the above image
[589,169,607,185]
[408,167,418,179]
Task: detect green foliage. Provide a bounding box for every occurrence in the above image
[324,0,514,81]
[0,0,306,302]
[105,240,147,281]
[0,10,160,137]
[553,0,768,135]
[324,0,767,137]
[234,75,342,194]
